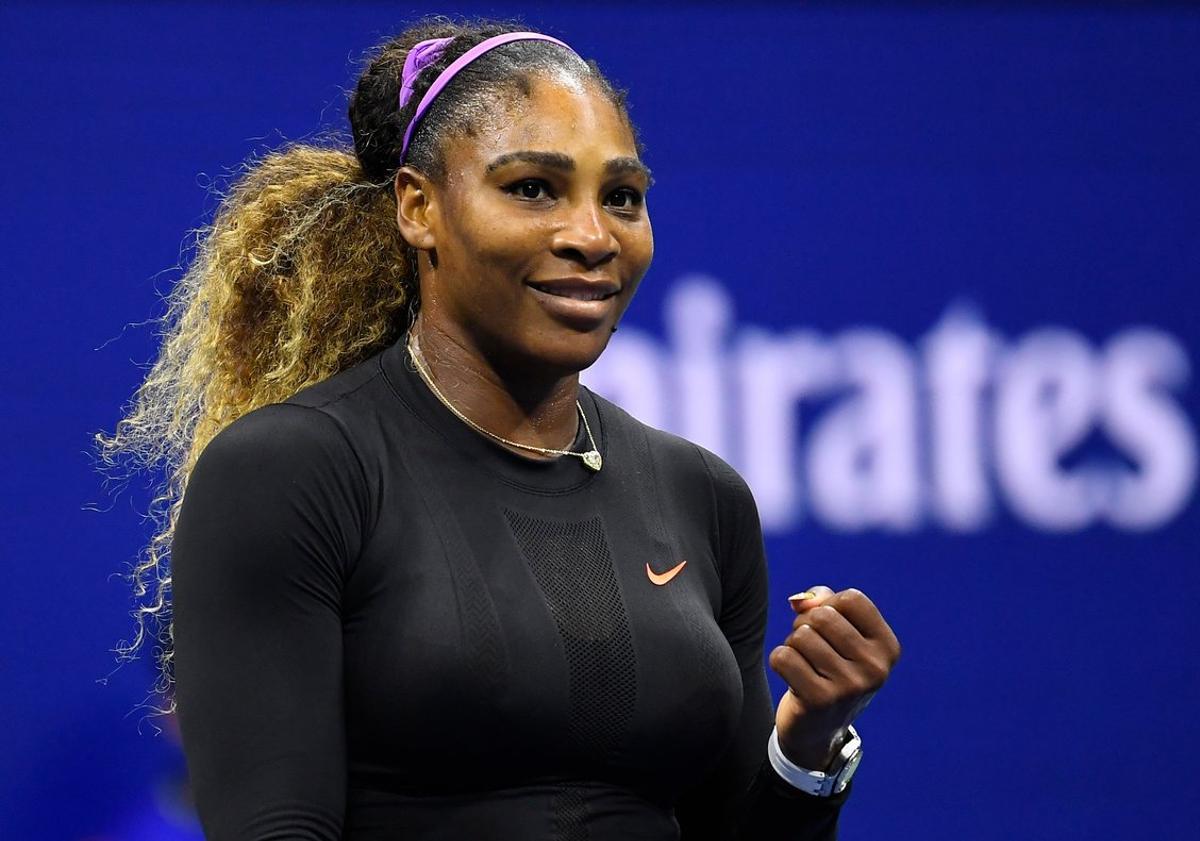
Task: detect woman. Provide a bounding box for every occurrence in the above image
[99,17,900,840]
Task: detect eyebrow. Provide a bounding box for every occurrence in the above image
[486,150,654,184]
[605,156,655,185]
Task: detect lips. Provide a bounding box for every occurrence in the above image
[526,278,620,301]
[525,277,620,329]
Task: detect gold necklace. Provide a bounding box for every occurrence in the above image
[406,331,603,472]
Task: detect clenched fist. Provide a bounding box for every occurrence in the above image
[768,586,901,770]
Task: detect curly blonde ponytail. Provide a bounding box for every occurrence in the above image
[93,142,413,705]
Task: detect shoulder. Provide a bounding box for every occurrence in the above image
[178,402,371,577]
[193,401,357,480]
[283,348,387,415]
[586,388,756,517]
[586,388,689,460]
[191,349,391,494]
[186,402,371,543]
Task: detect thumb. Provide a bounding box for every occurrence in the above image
[788,585,835,614]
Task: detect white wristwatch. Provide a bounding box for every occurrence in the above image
[767,724,863,797]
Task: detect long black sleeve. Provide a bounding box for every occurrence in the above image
[674,448,850,841]
[172,403,369,840]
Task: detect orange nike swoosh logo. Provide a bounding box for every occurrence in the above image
[646,559,687,585]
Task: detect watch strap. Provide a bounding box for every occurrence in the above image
[767,724,862,797]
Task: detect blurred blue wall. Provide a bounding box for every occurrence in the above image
[2,2,1196,839]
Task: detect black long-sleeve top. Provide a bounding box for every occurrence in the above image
[171,330,851,840]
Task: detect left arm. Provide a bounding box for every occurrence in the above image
[674,449,852,841]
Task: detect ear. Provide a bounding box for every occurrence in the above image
[394,166,438,251]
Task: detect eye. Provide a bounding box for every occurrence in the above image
[505,179,554,201]
[606,186,644,211]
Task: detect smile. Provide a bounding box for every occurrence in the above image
[526,281,619,329]
[527,281,618,301]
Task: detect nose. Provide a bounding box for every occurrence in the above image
[551,199,620,270]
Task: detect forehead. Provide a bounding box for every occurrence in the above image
[444,75,638,171]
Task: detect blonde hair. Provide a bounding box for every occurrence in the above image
[93,142,413,706]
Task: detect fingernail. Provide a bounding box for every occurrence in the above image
[788,591,816,607]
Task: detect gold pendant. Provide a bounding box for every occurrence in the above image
[582,450,602,472]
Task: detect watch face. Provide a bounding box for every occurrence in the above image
[834,749,863,794]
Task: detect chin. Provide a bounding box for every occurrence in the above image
[528,329,612,375]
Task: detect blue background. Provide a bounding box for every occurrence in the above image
[2,2,1197,839]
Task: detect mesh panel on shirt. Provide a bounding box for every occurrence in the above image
[551,784,590,841]
[503,508,637,766]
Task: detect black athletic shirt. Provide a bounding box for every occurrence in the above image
[172,329,851,840]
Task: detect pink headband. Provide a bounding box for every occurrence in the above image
[398,32,577,164]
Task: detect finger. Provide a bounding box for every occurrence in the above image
[801,604,871,662]
[768,643,831,710]
[788,584,835,613]
[793,605,896,696]
[830,589,899,646]
[786,622,852,683]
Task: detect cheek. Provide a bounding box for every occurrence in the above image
[624,223,655,273]
[457,211,547,278]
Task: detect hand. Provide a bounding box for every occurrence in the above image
[768,586,901,770]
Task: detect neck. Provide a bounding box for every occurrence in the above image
[408,315,581,456]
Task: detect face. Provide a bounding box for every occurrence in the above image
[402,73,654,377]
